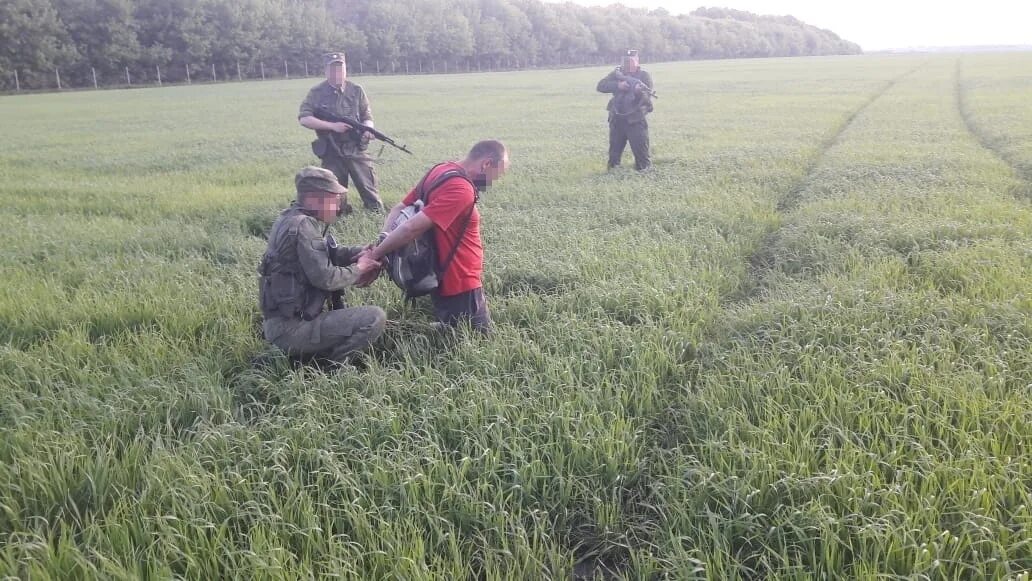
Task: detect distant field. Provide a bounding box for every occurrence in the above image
[1,54,1030,579]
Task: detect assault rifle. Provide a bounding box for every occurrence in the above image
[313,106,413,155]
[615,70,657,99]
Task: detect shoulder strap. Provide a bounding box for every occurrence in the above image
[438,203,476,277]
[418,164,474,204]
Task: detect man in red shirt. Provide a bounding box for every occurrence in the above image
[367,140,509,333]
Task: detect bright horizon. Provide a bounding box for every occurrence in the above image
[550,0,1032,52]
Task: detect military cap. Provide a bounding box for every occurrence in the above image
[295,166,347,195]
[324,52,346,66]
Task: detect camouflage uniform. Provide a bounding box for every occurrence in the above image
[299,80,385,211]
[258,195,386,362]
[596,66,654,170]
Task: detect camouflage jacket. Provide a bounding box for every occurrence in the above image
[596,67,654,122]
[299,80,374,156]
[258,204,363,321]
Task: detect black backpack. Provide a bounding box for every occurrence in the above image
[385,164,477,299]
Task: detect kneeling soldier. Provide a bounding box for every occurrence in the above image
[258,167,386,363]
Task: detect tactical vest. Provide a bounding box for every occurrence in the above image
[257,207,328,321]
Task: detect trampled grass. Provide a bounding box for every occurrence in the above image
[0,55,1029,579]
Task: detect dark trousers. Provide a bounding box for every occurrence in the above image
[608,118,650,170]
[431,287,492,334]
[321,154,384,211]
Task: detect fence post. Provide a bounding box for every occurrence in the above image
[304,61,309,77]
[359,61,363,74]
[211,63,216,81]
[156,65,162,86]
[126,66,131,86]
[419,61,422,73]
[237,61,242,81]
[376,60,380,74]
[186,64,191,84]
[13,70,20,91]
[260,61,265,80]
[56,68,61,90]
[284,60,288,78]
[431,60,435,73]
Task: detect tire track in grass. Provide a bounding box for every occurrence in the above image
[729,62,927,304]
[955,57,1032,200]
[637,63,930,577]
[594,63,931,581]
[775,62,926,214]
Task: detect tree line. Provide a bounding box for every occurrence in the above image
[1,0,861,90]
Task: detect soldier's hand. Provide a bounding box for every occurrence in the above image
[355,254,382,274]
[617,80,630,91]
[331,121,353,133]
[354,254,383,287]
[354,268,381,288]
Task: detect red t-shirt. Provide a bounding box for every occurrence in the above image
[401,162,482,296]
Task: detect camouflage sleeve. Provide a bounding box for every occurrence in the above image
[298,87,319,119]
[597,70,621,93]
[358,86,373,124]
[295,218,361,291]
[333,245,366,266]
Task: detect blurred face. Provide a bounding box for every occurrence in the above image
[473,151,510,191]
[302,191,343,223]
[325,62,346,87]
[623,56,639,72]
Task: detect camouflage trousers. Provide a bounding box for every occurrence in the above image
[322,153,384,212]
[608,118,651,171]
[263,306,387,362]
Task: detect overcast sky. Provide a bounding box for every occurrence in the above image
[553,0,1032,51]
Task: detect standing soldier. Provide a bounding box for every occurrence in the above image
[258,166,386,364]
[298,52,385,212]
[596,49,655,171]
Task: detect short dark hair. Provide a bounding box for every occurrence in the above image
[467,140,507,165]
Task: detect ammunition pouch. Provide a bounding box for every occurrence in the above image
[312,135,329,158]
[258,258,325,322]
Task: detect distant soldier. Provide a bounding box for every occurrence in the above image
[258,166,386,364]
[596,49,655,171]
[298,52,385,212]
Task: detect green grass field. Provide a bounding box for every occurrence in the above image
[1,53,1030,579]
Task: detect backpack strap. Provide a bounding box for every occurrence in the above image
[418,165,474,204]
[413,162,448,202]
[438,203,475,277]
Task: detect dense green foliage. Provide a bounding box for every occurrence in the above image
[1,0,860,90]
[0,53,1030,578]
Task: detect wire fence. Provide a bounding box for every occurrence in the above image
[2,55,617,94]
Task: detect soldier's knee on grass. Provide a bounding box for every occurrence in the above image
[328,306,387,361]
[361,306,388,342]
